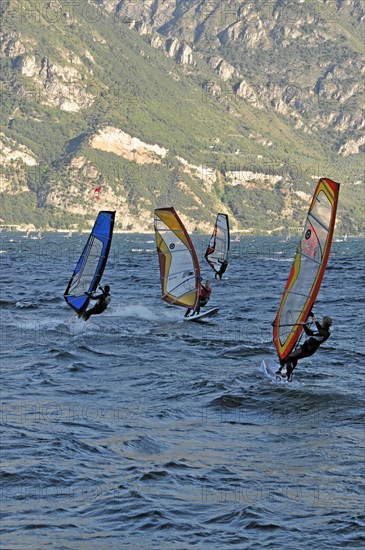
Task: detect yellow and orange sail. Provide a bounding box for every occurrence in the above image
[154,208,201,309]
[273,178,340,361]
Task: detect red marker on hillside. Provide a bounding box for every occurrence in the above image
[94,185,104,200]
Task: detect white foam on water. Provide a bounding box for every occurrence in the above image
[108,304,182,321]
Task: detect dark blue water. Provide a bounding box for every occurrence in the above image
[1,233,364,549]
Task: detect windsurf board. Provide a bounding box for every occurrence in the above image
[261,357,289,383]
[183,307,219,322]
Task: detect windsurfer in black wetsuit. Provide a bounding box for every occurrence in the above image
[216,259,228,280]
[81,284,111,321]
[277,312,332,380]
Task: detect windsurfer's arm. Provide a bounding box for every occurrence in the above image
[88,292,104,300]
[304,310,320,334]
[87,285,106,300]
[307,310,320,329]
[303,323,315,336]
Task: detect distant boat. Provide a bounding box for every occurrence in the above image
[285,231,291,242]
[29,230,44,240]
[334,233,348,243]
[64,231,73,238]
[23,229,43,239]
[234,236,241,243]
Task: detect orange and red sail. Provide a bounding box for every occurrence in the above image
[273,178,340,361]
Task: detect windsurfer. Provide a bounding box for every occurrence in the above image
[81,285,111,321]
[277,312,332,380]
[216,259,228,280]
[184,280,212,317]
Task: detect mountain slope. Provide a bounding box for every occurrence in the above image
[0,0,363,233]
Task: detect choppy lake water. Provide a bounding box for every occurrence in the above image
[1,233,364,549]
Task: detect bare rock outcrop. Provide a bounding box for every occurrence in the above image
[90,127,168,164]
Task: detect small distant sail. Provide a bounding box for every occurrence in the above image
[154,207,201,309]
[273,178,339,361]
[64,211,115,314]
[205,213,230,276]
[94,185,104,200]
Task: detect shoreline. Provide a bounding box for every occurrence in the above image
[0,227,362,238]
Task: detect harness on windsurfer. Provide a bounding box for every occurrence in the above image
[216,259,228,280]
[277,312,332,380]
[81,285,111,321]
[184,280,211,317]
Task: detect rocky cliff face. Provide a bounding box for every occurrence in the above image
[43,127,224,232]
[110,0,364,154]
[90,127,168,164]
[1,31,95,112]
[0,133,36,193]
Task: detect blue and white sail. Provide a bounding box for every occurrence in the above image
[64,211,115,314]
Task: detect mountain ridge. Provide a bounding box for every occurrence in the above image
[0,0,363,233]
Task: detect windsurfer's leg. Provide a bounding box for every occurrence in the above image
[276,364,287,375]
[184,308,191,317]
[287,346,303,361]
[276,361,284,374]
[286,358,299,381]
[277,353,299,374]
[82,304,105,321]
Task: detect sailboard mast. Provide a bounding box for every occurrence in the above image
[64,211,115,315]
[204,213,230,276]
[154,207,201,309]
[273,178,339,361]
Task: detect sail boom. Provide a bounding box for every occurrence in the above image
[297,251,322,265]
[284,290,312,298]
[308,212,329,232]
